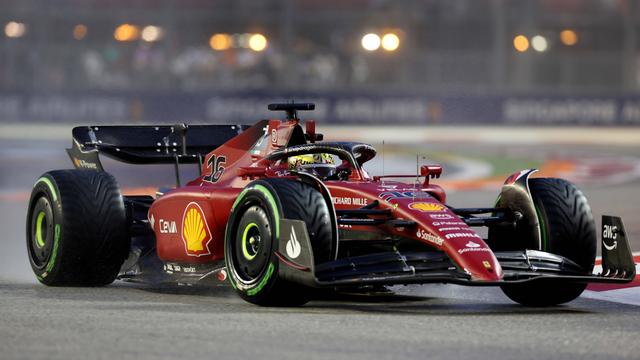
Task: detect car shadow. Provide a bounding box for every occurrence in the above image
[6,279,624,316]
[300,289,597,316]
[131,282,604,316]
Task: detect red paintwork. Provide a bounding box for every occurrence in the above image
[324,181,502,281]
[147,118,503,281]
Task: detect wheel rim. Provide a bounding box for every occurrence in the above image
[233,205,272,282]
[241,223,260,260]
[35,211,47,248]
[29,196,54,269]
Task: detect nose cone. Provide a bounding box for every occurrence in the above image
[450,239,503,281]
[396,200,504,281]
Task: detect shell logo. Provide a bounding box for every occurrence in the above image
[181,202,213,257]
[409,202,445,213]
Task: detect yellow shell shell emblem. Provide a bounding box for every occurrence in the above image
[409,202,445,213]
[181,202,212,256]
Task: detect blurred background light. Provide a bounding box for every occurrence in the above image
[73,24,87,40]
[237,33,251,48]
[209,33,231,50]
[0,0,638,126]
[381,33,400,51]
[513,35,529,52]
[248,33,267,51]
[361,33,381,51]
[531,35,548,52]
[141,25,163,42]
[560,29,578,46]
[114,24,139,42]
[5,21,26,38]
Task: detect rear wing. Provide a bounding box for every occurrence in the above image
[66,124,248,171]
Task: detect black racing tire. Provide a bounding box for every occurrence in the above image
[225,178,333,306]
[26,170,130,286]
[500,178,597,307]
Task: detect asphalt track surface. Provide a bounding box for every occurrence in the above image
[1,128,640,360]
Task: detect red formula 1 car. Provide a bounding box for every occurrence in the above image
[26,103,636,306]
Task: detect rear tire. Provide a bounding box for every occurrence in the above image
[26,170,130,286]
[225,178,333,306]
[500,178,597,306]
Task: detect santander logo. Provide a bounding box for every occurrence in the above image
[457,240,490,255]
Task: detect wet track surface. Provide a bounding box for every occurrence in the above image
[1,131,640,359]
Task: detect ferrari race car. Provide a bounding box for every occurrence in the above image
[26,103,636,306]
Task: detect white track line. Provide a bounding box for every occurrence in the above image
[582,253,640,306]
[582,287,640,306]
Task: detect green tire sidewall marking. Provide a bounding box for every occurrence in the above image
[35,177,58,202]
[231,184,280,238]
[227,182,281,295]
[35,211,46,248]
[247,263,274,297]
[45,224,61,273]
[251,184,280,239]
[34,175,61,276]
[231,188,251,211]
[241,223,259,260]
[534,204,548,251]
[493,194,502,207]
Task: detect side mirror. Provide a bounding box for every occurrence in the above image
[420,165,443,186]
[305,120,317,143]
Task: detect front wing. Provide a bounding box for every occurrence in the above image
[276,216,636,288]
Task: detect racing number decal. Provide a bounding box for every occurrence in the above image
[204,155,226,183]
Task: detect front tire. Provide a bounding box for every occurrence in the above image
[500,178,597,306]
[26,170,130,286]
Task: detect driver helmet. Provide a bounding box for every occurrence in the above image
[288,153,336,179]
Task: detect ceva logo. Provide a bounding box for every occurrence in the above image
[181,202,213,257]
